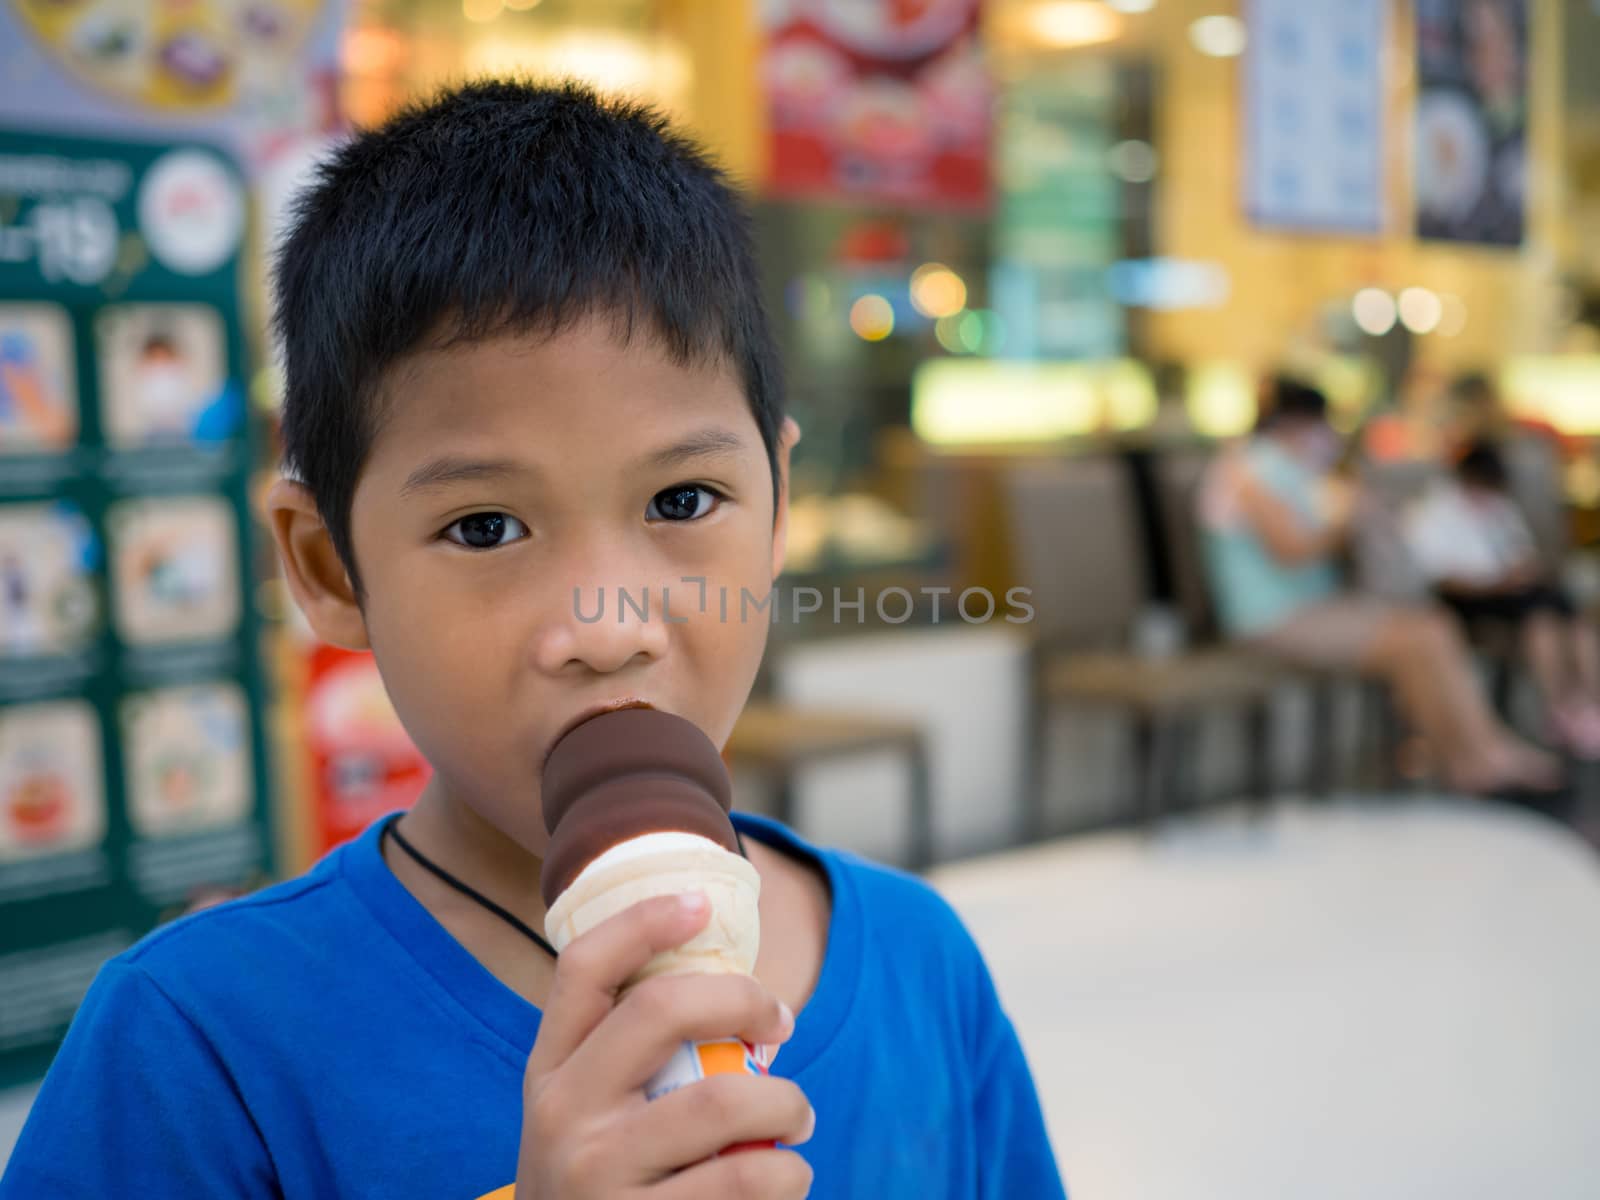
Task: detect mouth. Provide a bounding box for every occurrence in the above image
[541,699,656,774]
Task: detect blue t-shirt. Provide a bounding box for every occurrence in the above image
[2,812,1066,1199]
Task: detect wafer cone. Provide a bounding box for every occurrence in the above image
[544,831,760,988]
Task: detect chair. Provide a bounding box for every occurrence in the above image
[1004,457,1281,836]
[1503,433,1571,573]
[724,702,934,870]
[1471,432,1572,721]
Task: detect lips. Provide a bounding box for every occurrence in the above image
[542,699,656,772]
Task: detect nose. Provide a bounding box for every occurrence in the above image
[532,578,673,677]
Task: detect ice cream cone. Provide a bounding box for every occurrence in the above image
[544,830,760,988]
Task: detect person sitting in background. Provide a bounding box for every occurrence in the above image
[1201,377,1562,794]
[1447,371,1573,459]
[1406,440,1600,758]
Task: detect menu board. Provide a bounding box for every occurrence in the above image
[0,126,273,1088]
[1243,0,1386,234]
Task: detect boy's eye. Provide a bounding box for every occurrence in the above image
[648,485,722,522]
[443,512,529,549]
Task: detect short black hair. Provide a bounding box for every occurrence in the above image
[1259,375,1328,431]
[274,79,784,592]
[1456,438,1509,489]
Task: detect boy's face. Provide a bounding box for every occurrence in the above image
[271,316,796,856]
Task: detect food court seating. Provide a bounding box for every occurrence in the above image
[1004,456,1281,835]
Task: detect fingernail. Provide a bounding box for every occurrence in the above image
[777,1000,795,1035]
[678,892,707,915]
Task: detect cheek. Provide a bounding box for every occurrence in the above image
[362,581,551,849]
[679,532,775,747]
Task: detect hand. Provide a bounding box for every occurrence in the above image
[516,892,815,1198]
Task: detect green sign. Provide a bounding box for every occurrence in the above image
[992,62,1125,360]
[0,127,273,1089]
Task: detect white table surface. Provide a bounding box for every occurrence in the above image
[928,796,1600,1200]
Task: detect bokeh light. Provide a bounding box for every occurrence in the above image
[935,313,970,354]
[849,294,896,342]
[1189,14,1248,57]
[1107,140,1159,183]
[955,309,1006,355]
[1352,288,1398,337]
[910,263,968,319]
[1019,2,1123,48]
[1398,287,1443,334]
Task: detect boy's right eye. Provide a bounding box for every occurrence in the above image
[442,512,529,550]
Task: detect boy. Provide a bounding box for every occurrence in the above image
[2,81,1065,1198]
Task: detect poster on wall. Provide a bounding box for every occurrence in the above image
[0,127,273,1089]
[0,0,350,282]
[1414,0,1528,246]
[761,0,991,210]
[0,0,345,166]
[1243,0,1387,234]
[6,0,326,115]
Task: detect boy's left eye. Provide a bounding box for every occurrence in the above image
[647,485,722,522]
[443,512,529,549]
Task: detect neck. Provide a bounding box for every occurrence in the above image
[396,779,550,933]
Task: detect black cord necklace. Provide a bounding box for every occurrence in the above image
[381,813,753,964]
[382,813,561,960]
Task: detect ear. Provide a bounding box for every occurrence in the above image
[770,416,801,582]
[265,478,370,651]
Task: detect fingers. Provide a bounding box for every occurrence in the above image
[649,1147,814,1200]
[626,1074,814,1172]
[562,972,795,1105]
[526,892,711,1078]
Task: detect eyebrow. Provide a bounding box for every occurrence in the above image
[399,456,526,497]
[398,429,750,497]
[644,428,749,470]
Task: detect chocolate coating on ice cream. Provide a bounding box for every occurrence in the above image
[540,708,738,907]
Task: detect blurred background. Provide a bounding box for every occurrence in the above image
[3,0,1600,1195]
